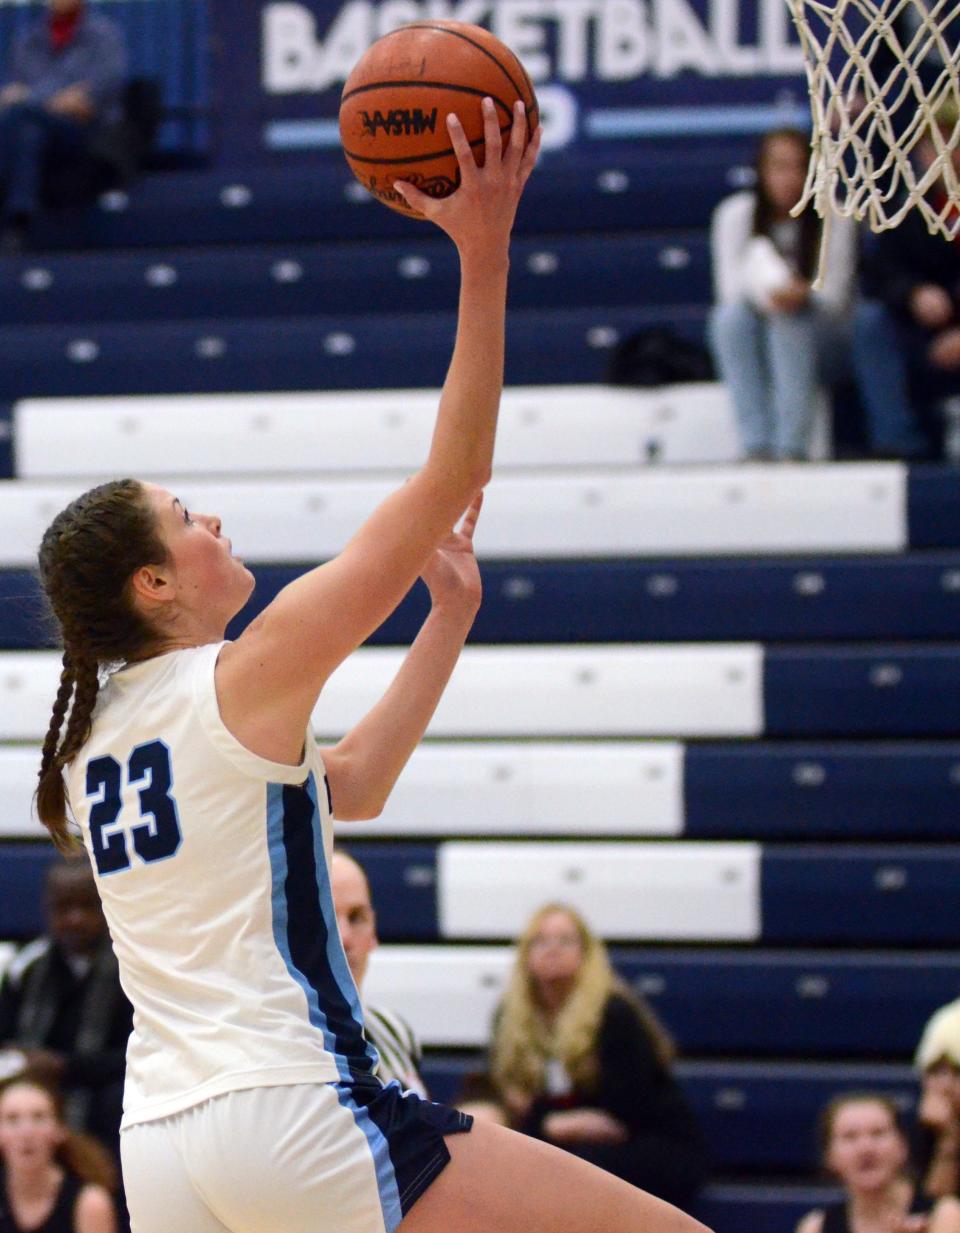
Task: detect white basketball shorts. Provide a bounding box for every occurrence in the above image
[120,1078,473,1233]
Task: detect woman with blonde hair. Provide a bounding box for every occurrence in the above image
[490,903,707,1209]
[796,1092,960,1233]
[913,999,960,1198]
[0,1073,116,1232]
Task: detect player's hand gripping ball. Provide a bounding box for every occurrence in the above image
[339,21,539,218]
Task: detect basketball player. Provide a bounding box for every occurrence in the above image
[33,99,710,1233]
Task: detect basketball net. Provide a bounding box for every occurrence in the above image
[787,0,960,278]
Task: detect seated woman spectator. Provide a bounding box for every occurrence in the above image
[0,1073,116,1232]
[489,903,707,1211]
[708,127,857,461]
[914,997,960,1198]
[797,1092,960,1233]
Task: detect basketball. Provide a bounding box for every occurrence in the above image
[339,21,539,218]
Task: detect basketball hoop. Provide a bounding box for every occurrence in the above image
[786,0,960,254]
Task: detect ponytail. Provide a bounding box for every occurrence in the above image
[36,651,100,852]
[36,652,83,852]
[35,479,167,851]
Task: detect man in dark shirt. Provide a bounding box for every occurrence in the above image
[853,108,960,459]
[0,857,132,1157]
[0,0,127,249]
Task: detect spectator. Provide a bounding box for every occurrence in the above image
[330,850,428,1096]
[914,997,960,1198]
[708,128,857,460]
[796,1092,960,1233]
[853,105,960,460]
[0,0,128,251]
[489,902,707,1210]
[0,859,132,1160]
[0,1073,116,1232]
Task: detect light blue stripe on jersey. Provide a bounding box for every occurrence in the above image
[336,1085,403,1233]
[304,772,380,1077]
[266,781,341,1064]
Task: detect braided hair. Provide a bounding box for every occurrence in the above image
[35,479,167,851]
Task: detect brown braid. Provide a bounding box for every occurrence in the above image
[35,480,167,850]
[36,652,81,853]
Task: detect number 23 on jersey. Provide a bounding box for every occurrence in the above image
[86,740,183,876]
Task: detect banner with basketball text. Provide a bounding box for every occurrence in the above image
[210,0,812,162]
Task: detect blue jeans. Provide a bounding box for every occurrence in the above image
[852,298,955,458]
[708,300,850,459]
[0,101,89,221]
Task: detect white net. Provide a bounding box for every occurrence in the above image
[787,0,960,236]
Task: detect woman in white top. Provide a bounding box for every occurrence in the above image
[708,127,858,460]
[32,101,708,1233]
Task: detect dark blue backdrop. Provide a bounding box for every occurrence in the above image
[0,0,813,163]
[211,0,811,163]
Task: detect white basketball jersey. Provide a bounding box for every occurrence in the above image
[64,643,379,1130]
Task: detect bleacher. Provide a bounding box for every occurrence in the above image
[0,41,954,1232]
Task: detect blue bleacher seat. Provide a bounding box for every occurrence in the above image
[763,846,960,945]
[420,1054,918,1174]
[341,843,439,942]
[224,555,960,649]
[697,1184,843,1233]
[0,845,57,937]
[615,949,960,1056]
[909,465,960,548]
[766,646,960,736]
[0,233,710,327]
[685,742,960,839]
[0,306,705,401]
[677,1060,917,1174]
[23,145,745,251]
[0,573,50,650]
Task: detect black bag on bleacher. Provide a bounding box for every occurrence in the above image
[606,327,715,387]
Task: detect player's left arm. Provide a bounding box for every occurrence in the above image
[321,493,483,821]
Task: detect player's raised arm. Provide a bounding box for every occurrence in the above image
[321,493,484,820]
[215,100,541,762]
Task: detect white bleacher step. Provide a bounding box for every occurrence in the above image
[0,746,44,838]
[14,385,741,477]
[364,945,511,1047]
[0,645,763,742]
[0,463,907,567]
[437,840,762,941]
[1,739,686,840]
[343,740,685,836]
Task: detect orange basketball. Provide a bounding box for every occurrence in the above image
[339,21,538,218]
